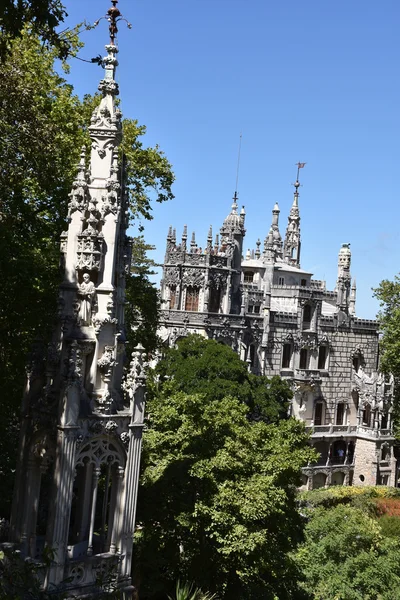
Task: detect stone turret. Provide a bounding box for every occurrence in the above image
[284,180,301,266]
[336,243,352,312]
[10,5,145,596]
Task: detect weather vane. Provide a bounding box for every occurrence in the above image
[93,0,132,46]
[293,162,306,191]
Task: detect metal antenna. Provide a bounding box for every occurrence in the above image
[235,133,242,196]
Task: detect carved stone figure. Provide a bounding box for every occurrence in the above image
[78,273,96,325]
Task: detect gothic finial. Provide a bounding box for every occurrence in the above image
[181,225,187,251]
[190,231,197,252]
[93,1,132,46]
[255,238,261,259]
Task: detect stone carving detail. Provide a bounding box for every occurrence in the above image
[209,269,228,290]
[64,341,83,385]
[75,437,126,469]
[167,251,184,265]
[123,346,147,399]
[120,431,130,449]
[76,234,104,272]
[164,267,180,286]
[97,346,116,382]
[77,274,96,326]
[92,315,118,336]
[182,268,205,287]
[185,254,206,265]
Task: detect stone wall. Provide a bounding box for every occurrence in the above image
[353,437,378,486]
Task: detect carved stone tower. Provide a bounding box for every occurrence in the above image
[9,4,145,597]
[283,181,301,266]
[336,243,352,313]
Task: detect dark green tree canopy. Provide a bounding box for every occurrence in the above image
[0,0,70,60]
[136,389,315,599]
[135,335,314,599]
[151,334,293,423]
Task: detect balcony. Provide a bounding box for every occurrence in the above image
[294,369,322,384]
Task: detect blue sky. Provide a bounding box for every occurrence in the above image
[61,0,399,319]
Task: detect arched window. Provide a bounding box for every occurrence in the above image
[185,287,199,312]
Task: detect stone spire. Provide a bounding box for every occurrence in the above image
[10,4,145,596]
[284,179,301,266]
[336,243,352,312]
[181,225,188,251]
[264,203,283,260]
[349,278,357,315]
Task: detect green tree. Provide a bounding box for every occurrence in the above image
[295,504,400,600]
[0,0,70,60]
[0,30,173,516]
[374,276,400,380]
[135,338,315,599]
[152,334,293,423]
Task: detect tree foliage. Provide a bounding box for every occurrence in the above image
[135,337,315,599]
[152,334,293,423]
[0,0,70,60]
[374,276,400,379]
[295,504,400,600]
[0,30,173,516]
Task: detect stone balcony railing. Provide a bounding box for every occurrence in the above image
[294,369,322,383]
[307,424,393,440]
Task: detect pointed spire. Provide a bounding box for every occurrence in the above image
[214,233,219,254]
[255,238,261,259]
[190,231,197,252]
[220,192,245,241]
[181,225,187,251]
[207,225,213,252]
[284,164,303,266]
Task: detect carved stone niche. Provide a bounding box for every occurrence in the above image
[76,233,104,272]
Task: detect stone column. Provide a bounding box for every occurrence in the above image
[119,425,143,580]
[87,467,101,556]
[45,426,78,588]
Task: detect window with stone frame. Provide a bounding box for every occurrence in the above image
[244,271,254,283]
[362,402,372,427]
[254,305,261,314]
[302,304,312,329]
[299,347,309,369]
[209,287,221,313]
[314,401,324,426]
[169,285,177,310]
[301,278,307,287]
[278,276,285,285]
[318,345,328,370]
[336,402,345,425]
[185,286,200,312]
[282,343,292,369]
